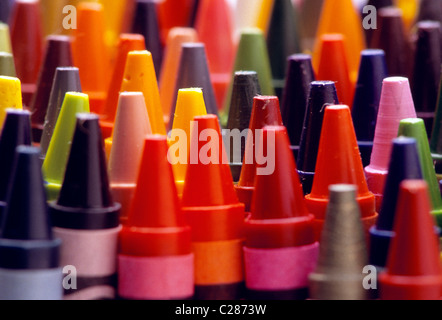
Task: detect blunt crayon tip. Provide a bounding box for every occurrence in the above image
[309,184,369,300]
[379,180,442,300]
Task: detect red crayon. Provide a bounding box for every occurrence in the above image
[379,180,442,300]
[118,135,194,300]
[157,0,197,45]
[244,125,319,300]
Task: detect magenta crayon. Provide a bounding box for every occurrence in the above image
[49,114,121,300]
[118,135,193,300]
[365,77,417,212]
[244,125,319,300]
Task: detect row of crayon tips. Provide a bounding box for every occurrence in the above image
[0,0,440,301]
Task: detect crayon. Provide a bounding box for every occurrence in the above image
[364,77,417,212]
[0,23,12,53]
[370,7,412,77]
[30,35,73,144]
[99,33,146,140]
[71,2,110,115]
[157,0,197,45]
[118,135,194,300]
[0,52,16,77]
[159,27,198,127]
[266,0,302,99]
[379,180,442,300]
[0,76,23,130]
[410,21,441,137]
[298,0,323,52]
[313,0,366,84]
[430,73,442,181]
[131,0,163,79]
[181,114,245,300]
[0,0,13,24]
[0,109,32,222]
[108,92,152,225]
[397,118,442,229]
[368,137,423,296]
[0,146,63,300]
[195,0,236,109]
[170,88,207,197]
[168,43,219,132]
[304,105,378,243]
[396,0,419,31]
[40,67,82,162]
[49,113,121,300]
[280,54,316,161]
[221,28,275,127]
[9,0,44,107]
[225,71,261,183]
[236,96,283,213]
[297,81,339,195]
[244,125,319,300]
[309,184,369,300]
[316,33,354,107]
[351,49,388,167]
[415,0,442,25]
[120,50,166,135]
[255,0,274,34]
[42,92,90,202]
[233,0,263,40]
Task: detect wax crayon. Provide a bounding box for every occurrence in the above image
[309,184,369,300]
[233,0,263,39]
[181,114,245,300]
[42,92,90,202]
[157,0,197,45]
[30,35,73,144]
[40,67,82,162]
[397,118,442,228]
[100,33,146,140]
[396,0,419,31]
[168,43,219,132]
[0,146,63,300]
[410,21,441,137]
[236,96,283,213]
[297,81,339,195]
[255,0,274,34]
[368,138,423,296]
[351,49,388,167]
[159,27,198,126]
[365,77,417,212]
[313,0,365,84]
[222,28,275,127]
[370,7,412,77]
[304,105,378,243]
[244,125,319,300]
[430,73,442,181]
[49,113,121,300]
[0,0,13,23]
[0,109,32,222]
[316,34,354,107]
[108,92,152,225]
[379,180,442,300]
[195,0,236,109]
[363,0,394,47]
[131,0,163,79]
[266,0,302,99]
[299,0,323,51]
[9,0,44,107]
[170,88,207,197]
[118,135,194,300]
[281,54,316,162]
[225,71,261,183]
[71,2,110,115]
[0,52,16,77]
[415,0,442,25]
[0,76,23,130]
[0,23,12,53]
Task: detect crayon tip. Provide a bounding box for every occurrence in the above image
[0,23,12,54]
[0,52,16,77]
[309,184,369,300]
[379,180,442,300]
[0,76,23,130]
[50,113,120,230]
[416,0,442,25]
[108,92,152,224]
[42,92,90,202]
[236,96,283,212]
[157,0,197,45]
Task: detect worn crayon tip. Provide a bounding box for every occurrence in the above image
[379,180,442,300]
[309,184,369,300]
[0,76,23,130]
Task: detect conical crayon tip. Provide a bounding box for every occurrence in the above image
[379,180,442,300]
[0,23,12,53]
[50,113,120,230]
[309,184,369,300]
[0,52,16,77]
[0,76,23,130]
[108,92,152,224]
